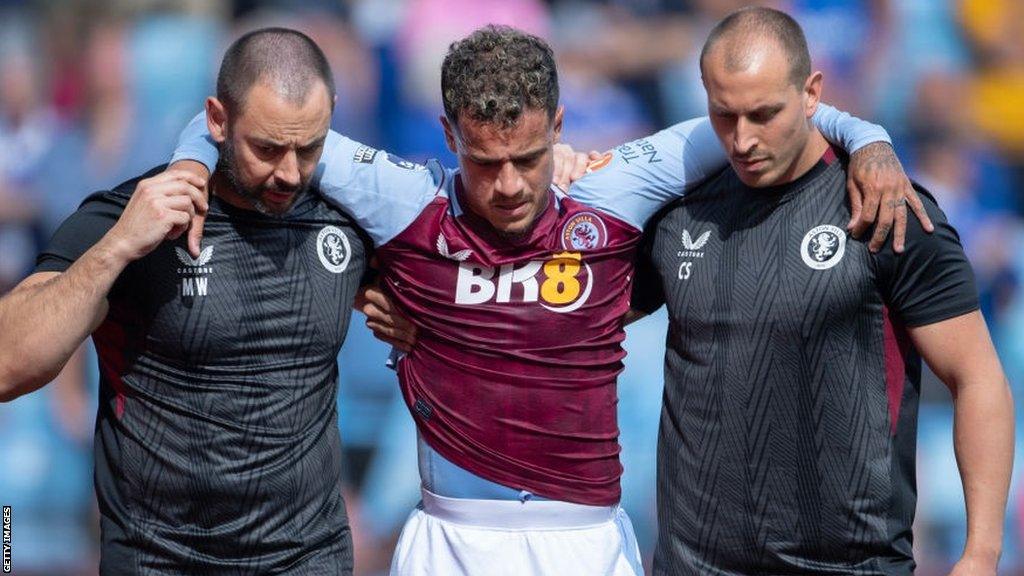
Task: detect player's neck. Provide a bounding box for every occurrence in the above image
[775,129,829,187]
[209,172,258,213]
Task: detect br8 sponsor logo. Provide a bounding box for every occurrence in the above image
[454,252,593,313]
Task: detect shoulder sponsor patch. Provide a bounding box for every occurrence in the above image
[353,145,378,164]
[585,151,613,173]
[386,153,426,171]
[614,137,661,164]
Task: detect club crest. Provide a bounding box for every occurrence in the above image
[318,226,352,273]
[561,212,607,251]
[800,224,846,270]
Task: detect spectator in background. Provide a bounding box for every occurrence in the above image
[905,70,1019,320]
[0,13,94,573]
[0,12,96,575]
[658,0,771,122]
[31,16,219,238]
[31,21,144,235]
[550,0,694,129]
[960,0,1024,203]
[783,0,892,113]
[0,12,55,291]
[870,0,970,135]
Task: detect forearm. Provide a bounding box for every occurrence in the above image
[952,374,1014,562]
[812,103,891,153]
[0,238,127,399]
[168,159,210,180]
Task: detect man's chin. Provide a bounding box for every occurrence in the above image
[261,192,297,210]
[733,167,775,188]
[490,215,538,239]
[256,188,306,215]
[256,203,290,215]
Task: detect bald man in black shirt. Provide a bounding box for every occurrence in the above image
[632,7,1014,576]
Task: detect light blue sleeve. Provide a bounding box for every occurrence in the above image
[568,117,726,230]
[812,103,891,153]
[168,112,441,247]
[317,135,443,247]
[568,105,892,230]
[169,112,219,172]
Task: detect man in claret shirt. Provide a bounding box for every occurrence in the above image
[629,8,1014,575]
[171,24,923,576]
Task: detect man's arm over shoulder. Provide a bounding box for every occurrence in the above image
[568,117,722,230]
[316,136,445,247]
[568,104,892,230]
[169,111,441,247]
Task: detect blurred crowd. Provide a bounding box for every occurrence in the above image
[1,0,1023,574]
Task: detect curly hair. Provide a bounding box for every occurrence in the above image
[441,25,559,129]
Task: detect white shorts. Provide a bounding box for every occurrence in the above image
[389,489,644,576]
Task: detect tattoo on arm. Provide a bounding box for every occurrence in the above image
[853,142,901,174]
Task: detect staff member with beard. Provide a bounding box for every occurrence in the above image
[0,28,369,574]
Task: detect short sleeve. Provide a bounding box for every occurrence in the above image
[569,118,726,230]
[169,111,442,248]
[629,209,669,315]
[874,186,980,327]
[812,103,892,155]
[35,193,125,273]
[169,112,218,172]
[317,135,445,247]
[567,105,890,232]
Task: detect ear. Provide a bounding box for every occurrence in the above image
[804,71,824,118]
[206,97,229,144]
[440,115,458,154]
[552,106,564,144]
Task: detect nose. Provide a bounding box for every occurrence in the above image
[493,162,523,198]
[733,117,758,157]
[275,150,301,189]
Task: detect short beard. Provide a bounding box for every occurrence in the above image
[219,139,309,216]
[496,196,549,241]
[496,225,531,241]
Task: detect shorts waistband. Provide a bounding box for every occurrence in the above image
[419,488,618,529]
